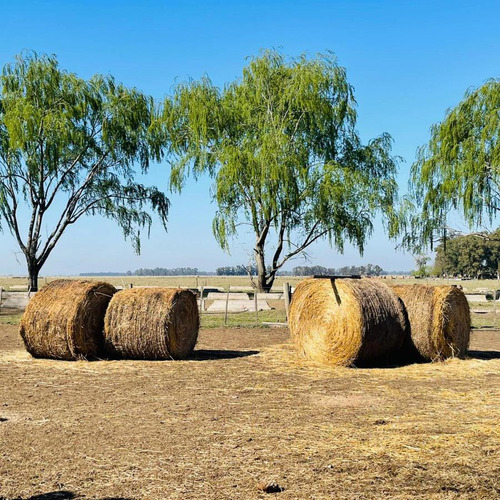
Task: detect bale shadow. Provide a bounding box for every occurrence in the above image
[25,492,75,500]
[467,350,500,360]
[190,349,259,361]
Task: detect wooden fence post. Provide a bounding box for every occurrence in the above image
[494,289,497,329]
[199,285,204,314]
[283,282,291,322]
[224,289,229,325]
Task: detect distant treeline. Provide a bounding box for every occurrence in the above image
[133,267,212,276]
[216,265,257,276]
[217,264,395,276]
[292,264,385,276]
[80,272,127,276]
[81,267,212,277]
[81,264,410,277]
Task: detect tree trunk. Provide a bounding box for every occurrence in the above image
[27,258,40,292]
[254,244,272,293]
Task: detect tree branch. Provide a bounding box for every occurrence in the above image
[37,153,109,265]
[44,127,103,211]
[268,213,287,281]
[275,221,330,269]
[2,177,27,254]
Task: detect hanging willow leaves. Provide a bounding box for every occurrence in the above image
[0,52,170,290]
[400,79,500,251]
[166,50,400,291]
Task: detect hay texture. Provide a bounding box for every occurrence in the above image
[391,284,470,361]
[104,288,199,360]
[19,279,117,360]
[289,278,408,367]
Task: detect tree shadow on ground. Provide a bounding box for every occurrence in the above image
[190,349,259,361]
[467,350,500,360]
[18,492,132,500]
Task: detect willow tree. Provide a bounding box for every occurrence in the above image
[166,50,400,291]
[0,52,169,290]
[400,79,500,251]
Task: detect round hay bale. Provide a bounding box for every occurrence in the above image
[19,279,117,360]
[391,284,470,361]
[104,288,199,360]
[289,278,408,367]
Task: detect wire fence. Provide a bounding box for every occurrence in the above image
[1,281,500,330]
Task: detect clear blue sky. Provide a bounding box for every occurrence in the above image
[1,0,499,275]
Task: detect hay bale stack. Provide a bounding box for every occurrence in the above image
[104,288,199,360]
[391,284,470,361]
[19,279,117,360]
[289,278,408,367]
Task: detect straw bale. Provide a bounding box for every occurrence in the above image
[104,288,199,360]
[289,278,408,367]
[19,279,117,360]
[391,284,470,361]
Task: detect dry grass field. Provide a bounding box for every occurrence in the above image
[3,274,499,329]
[1,274,499,293]
[1,308,499,499]
[0,275,306,292]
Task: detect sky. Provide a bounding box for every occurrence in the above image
[0,0,499,276]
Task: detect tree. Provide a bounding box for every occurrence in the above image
[216,265,257,276]
[412,255,431,278]
[399,79,500,250]
[0,53,169,290]
[433,230,500,278]
[292,265,337,276]
[364,263,383,276]
[166,50,400,291]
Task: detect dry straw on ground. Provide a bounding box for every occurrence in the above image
[104,288,199,360]
[289,278,408,367]
[391,284,470,361]
[19,279,117,360]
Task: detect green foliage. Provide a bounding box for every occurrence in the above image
[216,265,257,276]
[133,267,203,276]
[292,264,384,276]
[0,52,169,289]
[0,312,22,325]
[399,79,500,251]
[166,50,400,290]
[200,309,287,329]
[412,255,432,278]
[434,230,500,278]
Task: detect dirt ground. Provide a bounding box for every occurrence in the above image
[1,323,499,500]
